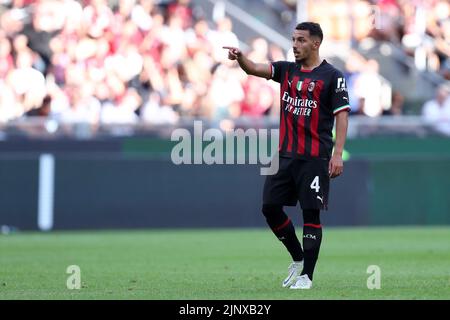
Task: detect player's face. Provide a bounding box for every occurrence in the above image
[292,29,319,62]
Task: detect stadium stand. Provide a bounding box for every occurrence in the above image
[0,0,448,126]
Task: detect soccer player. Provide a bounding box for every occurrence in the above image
[223,22,350,289]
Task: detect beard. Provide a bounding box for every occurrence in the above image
[294,51,306,63]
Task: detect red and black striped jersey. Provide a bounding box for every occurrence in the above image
[270,59,350,160]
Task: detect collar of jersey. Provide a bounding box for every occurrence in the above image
[297,59,327,73]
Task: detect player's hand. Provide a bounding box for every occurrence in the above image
[222,46,241,60]
[329,154,343,178]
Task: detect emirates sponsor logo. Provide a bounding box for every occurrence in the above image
[282,92,318,108]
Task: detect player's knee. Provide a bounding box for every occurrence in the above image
[262,204,287,227]
[303,209,321,225]
[262,204,283,219]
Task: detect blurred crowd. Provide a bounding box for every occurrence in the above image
[0,0,283,125]
[376,0,450,80]
[306,0,450,79]
[302,0,450,119]
[0,0,449,126]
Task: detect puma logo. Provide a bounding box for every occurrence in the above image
[317,196,323,203]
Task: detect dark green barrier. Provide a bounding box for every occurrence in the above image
[0,154,369,230]
[122,136,450,158]
[0,157,38,229]
[345,137,450,158]
[1,135,449,230]
[369,159,450,225]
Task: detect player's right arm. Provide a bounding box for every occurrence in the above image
[223,46,272,80]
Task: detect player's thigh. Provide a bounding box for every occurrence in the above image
[263,158,297,206]
[295,159,330,210]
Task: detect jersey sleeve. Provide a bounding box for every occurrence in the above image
[270,61,290,83]
[331,70,351,115]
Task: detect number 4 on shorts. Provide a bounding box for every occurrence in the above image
[310,176,320,193]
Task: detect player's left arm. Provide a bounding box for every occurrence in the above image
[329,111,348,178]
[329,71,351,178]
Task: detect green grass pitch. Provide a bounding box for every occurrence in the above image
[1,227,449,299]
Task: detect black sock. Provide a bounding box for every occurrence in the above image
[262,204,303,262]
[301,209,322,280]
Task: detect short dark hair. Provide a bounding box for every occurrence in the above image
[295,22,323,42]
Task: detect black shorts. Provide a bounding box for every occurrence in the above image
[263,156,330,210]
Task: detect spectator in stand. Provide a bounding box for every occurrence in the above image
[141,91,179,124]
[206,63,244,120]
[344,50,367,115]
[0,34,14,80]
[351,59,386,117]
[209,17,239,63]
[238,37,276,117]
[100,87,141,124]
[382,91,404,116]
[7,46,47,116]
[21,0,64,75]
[25,95,52,117]
[167,0,193,30]
[60,81,101,124]
[422,84,450,136]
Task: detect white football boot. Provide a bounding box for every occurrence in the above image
[282,261,303,288]
[290,274,313,289]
